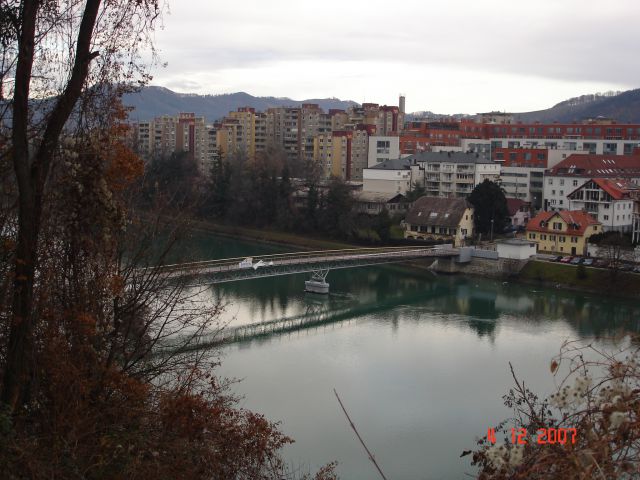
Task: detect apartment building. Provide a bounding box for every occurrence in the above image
[363,151,500,198]
[544,154,640,211]
[567,178,640,233]
[409,151,500,198]
[313,126,374,181]
[299,104,332,162]
[362,158,412,194]
[133,113,214,174]
[368,136,400,167]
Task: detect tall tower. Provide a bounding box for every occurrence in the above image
[399,94,406,114]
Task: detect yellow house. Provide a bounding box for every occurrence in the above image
[526,210,601,255]
[404,197,474,247]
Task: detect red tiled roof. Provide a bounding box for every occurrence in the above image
[567,178,640,200]
[506,198,526,216]
[526,210,600,236]
[546,154,640,177]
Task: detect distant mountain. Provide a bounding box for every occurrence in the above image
[122,86,359,122]
[514,89,640,123]
[407,89,640,124]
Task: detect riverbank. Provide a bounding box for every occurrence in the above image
[187,219,358,251]
[516,260,640,298]
[185,219,640,299]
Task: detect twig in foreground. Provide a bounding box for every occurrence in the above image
[333,388,389,480]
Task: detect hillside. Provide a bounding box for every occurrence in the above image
[122,86,359,122]
[514,89,640,123]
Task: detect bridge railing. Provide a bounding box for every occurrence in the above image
[155,246,442,274]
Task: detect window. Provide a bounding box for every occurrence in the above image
[553,222,562,230]
[571,237,578,243]
[560,179,565,186]
[550,235,556,241]
[604,215,609,220]
[573,180,578,186]
[548,179,553,185]
[560,236,566,242]
[376,140,390,154]
[529,233,536,239]
[552,190,556,195]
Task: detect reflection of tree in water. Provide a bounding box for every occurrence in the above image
[467,319,497,338]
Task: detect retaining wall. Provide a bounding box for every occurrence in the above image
[431,256,529,278]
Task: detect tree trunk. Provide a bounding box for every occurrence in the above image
[1,0,103,411]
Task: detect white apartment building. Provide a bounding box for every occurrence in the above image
[490,138,640,157]
[363,158,412,194]
[500,166,545,208]
[363,151,500,198]
[543,155,640,211]
[368,136,400,167]
[567,178,640,233]
[410,151,500,198]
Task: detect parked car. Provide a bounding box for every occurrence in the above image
[570,257,582,265]
[560,256,573,263]
[620,263,634,272]
[551,255,563,262]
[582,258,594,266]
[594,259,609,268]
[633,266,640,274]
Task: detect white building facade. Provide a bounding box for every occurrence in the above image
[367,136,400,167]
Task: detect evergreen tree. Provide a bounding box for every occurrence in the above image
[468,179,509,237]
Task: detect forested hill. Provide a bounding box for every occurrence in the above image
[122,86,359,122]
[514,89,640,123]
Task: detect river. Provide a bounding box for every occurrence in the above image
[179,231,640,479]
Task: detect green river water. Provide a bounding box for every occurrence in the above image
[180,231,640,479]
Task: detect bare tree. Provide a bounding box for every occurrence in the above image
[1,0,163,411]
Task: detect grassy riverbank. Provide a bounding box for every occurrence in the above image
[518,260,640,298]
[188,219,358,251]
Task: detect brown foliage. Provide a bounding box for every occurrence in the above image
[467,338,640,479]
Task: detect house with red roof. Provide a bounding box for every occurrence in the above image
[506,198,531,227]
[543,154,640,211]
[567,178,640,233]
[526,210,602,255]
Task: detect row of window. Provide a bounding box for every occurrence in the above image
[548,179,580,186]
[528,233,579,243]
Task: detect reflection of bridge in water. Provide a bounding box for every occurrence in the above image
[159,281,458,354]
[158,246,458,289]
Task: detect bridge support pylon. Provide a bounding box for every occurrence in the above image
[304,269,330,294]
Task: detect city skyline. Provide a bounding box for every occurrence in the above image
[150,0,640,114]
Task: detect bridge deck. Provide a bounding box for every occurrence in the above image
[155,246,458,285]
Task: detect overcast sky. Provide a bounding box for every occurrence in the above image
[149,0,640,114]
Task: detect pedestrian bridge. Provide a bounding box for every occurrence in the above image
[157,245,458,288]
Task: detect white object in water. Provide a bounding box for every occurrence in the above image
[305,280,330,294]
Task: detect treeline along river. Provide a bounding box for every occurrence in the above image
[178,231,640,479]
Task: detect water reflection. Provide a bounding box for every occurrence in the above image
[181,233,640,479]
